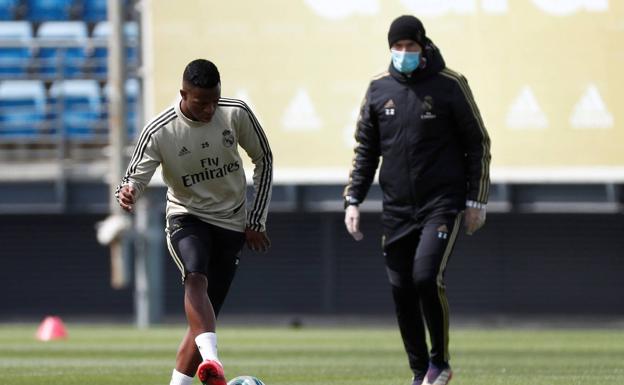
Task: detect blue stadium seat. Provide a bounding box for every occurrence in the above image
[0,22,33,77]
[125,77,139,137]
[103,78,140,138]
[0,80,46,137]
[81,0,107,22]
[36,21,88,78]
[49,79,102,137]
[0,0,20,20]
[26,0,74,21]
[92,21,139,77]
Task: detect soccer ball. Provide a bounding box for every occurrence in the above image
[227,376,265,385]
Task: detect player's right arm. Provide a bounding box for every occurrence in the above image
[114,112,168,212]
[343,83,381,241]
[344,83,381,205]
[114,138,161,212]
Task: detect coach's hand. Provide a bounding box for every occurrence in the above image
[464,207,486,235]
[245,228,271,252]
[344,205,364,241]
[117,185,136,213]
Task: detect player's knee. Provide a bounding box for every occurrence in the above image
[386,266,412,288]
[412,269,437,289]
[184,272,208,291]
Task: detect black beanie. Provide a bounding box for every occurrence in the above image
[387,15,426,48]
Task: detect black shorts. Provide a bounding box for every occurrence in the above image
[165,214,245,282]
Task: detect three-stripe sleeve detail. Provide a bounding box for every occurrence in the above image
[165,233,186,282]
[218,98,272,231]
[439,69,491,203]
[344,95,366,199]
[436,212,463,362]
[116,107,176,194]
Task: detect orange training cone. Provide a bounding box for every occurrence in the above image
[36,316,68,341]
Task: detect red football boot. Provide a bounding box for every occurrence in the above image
[197,360,226,385]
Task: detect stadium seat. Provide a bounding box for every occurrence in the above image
[26,0,74,21]
[0,0,20,20]
[0,80,46,137]
[103,77,140,138]
[0,22,33,77]
[49,79,102,137]
[91,21,139,77]
[81,0,107,22]
[125,77,139,137]
[36,21,88,78]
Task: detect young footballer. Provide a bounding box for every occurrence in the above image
[116,59,272,385]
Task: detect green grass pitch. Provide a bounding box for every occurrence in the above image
[1,323,623,384]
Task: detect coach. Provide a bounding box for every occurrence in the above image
[343,15,491,385]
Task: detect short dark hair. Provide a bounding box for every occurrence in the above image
[183,59,220,89]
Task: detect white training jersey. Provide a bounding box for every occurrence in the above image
[116,97,273,232]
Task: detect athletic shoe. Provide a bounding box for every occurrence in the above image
[197,360,226,385]
[422,363,452,385]
[412,374,425,385]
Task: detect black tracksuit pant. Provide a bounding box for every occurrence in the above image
[383,212,463,378]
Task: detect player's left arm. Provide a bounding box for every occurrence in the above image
[235,102,273,251]
[449,74,491,234]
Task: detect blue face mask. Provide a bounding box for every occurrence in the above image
[391,50,421,74]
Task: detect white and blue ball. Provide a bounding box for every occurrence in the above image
[227,376,265,385]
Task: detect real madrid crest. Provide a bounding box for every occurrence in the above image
[420,95,437,120]
[422,96,434,112]
[222,129,235,148]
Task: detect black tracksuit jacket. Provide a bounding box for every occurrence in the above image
[344,43,491,244]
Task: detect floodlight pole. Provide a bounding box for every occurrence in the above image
[108,0,130,289]
[108,0,164,327]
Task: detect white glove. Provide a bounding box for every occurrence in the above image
[464,206,486,235]
[344,205,364,241]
